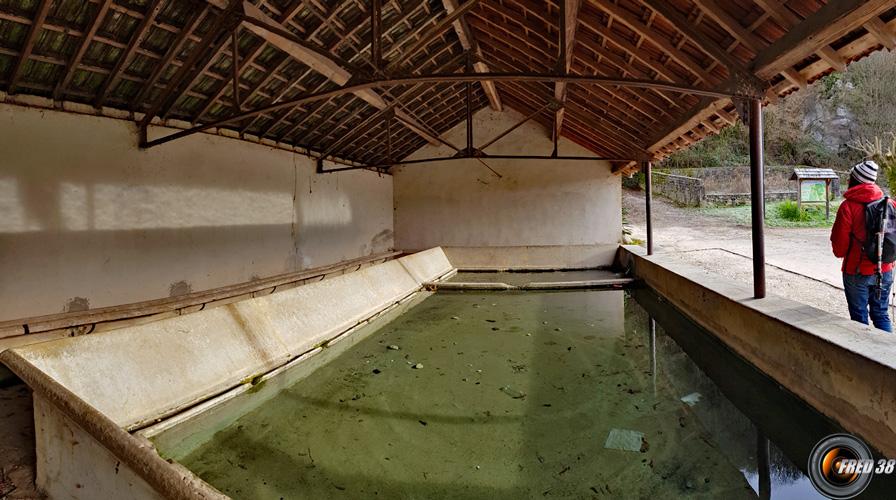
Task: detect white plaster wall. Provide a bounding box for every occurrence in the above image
[394,108,621,257]
[0,103,393,321]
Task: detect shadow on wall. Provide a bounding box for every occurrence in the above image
[0,160,392,320]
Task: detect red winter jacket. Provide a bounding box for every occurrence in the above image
[831,183,896,275]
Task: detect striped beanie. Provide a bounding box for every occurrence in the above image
[851,160,880,184]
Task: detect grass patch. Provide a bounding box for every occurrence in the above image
[698,200,840,228]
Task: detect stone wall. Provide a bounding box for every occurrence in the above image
[652,172,705,207]
[662,165,847,197]
[703,191,796,206]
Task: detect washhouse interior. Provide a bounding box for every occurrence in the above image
[2,1,896,499]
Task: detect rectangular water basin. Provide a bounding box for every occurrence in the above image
[148,285,888,499]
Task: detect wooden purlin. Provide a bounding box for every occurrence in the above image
[442,0,502,111]
[0,0,894,164]
[7,0,52,94]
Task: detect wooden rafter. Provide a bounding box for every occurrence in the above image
[753,0,894,79]
[95,0,165,108]
[238,0,442,145]
[54,1,113,101]
[7,0,51,94]
[442,0,502,111]
[593,0,716,85]
[129,6,209,112]
[1,0,894,166]
[553,0,581,144]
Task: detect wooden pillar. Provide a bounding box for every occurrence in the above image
[749,99,766,299]
[644,160,654,256]
[825,179,831,220]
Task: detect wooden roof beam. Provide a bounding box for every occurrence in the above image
[553,0,582,142]
[54,0,113,101]
[7,0,51,94]
[691,0,764,54]
[95,0,165,108]
[384,0,480,74]
[238,1,442,145]
[593,0,716,85]
[753,0,848,73]
[753,0,894,80]
[647,96,731,154]
[442,0,502,111]
[864,17,896,51]
[642,0,753,77]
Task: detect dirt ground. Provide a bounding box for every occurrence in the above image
[0,383,38,499]
[623,189,852,319]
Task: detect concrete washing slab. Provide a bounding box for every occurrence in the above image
[617,245,896,458]
[7,244,896,499]
[1,248,454,500]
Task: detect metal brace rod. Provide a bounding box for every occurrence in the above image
[141,73,742,149]
[318,154,630,174]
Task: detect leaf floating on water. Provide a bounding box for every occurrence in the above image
[680,392,702,407]
[604,428,646,453]
[500,386,526,399]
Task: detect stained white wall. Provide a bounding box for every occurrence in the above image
[393,108,622,267]
[0,103,393,321]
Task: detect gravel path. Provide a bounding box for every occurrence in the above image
[623,189,852,318]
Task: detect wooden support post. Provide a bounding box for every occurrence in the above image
[749,99,766,299]
[644,160,654,256]
[231,28,241,111]
[466,52,473,155]
[826,180,831,220]
[372,0,383,74]
[386,111,393,166]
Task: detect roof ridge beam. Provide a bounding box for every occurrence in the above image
[442,0,502,111]
[238,1,442,145]
[8,0,52,94]
[593,0,716,85]
[753,0,894,79]
[553,0,582,143]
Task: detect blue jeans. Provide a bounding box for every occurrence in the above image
[843,270,894,332]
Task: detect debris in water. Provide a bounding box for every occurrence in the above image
[387,345,400,351]
[500,386,526,399]
[451,316,460,320]
[485,319,496,323]
[542,321,549,325]
[413,363,424,369]
[418,420,428,426]
[491,327,500,331]
[680,392,702,407]
[372,368,381,374]
[604,429,646,453]
[554,328,562,332]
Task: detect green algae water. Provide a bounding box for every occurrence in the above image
[157,288,892,499]
[448,270,619,285]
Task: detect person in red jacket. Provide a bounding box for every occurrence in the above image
[831,160,894,332]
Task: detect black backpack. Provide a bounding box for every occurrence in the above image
[863,197,896,264]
